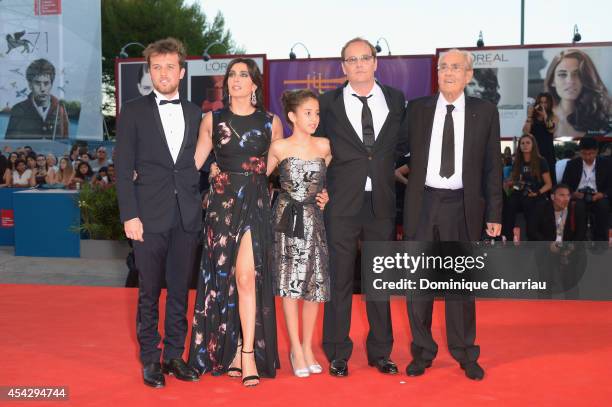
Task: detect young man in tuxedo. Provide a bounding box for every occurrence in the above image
[316,37,406,377]
[115,38,202,388]
[402,49,502,380]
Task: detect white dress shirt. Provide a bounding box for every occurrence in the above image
[555,158,570,184]
[425,93,465,190]
[577,159,597,192]
[554,208,568,243]
[343,82,389,191]
[33,99,50,121]
[154,89,185,164]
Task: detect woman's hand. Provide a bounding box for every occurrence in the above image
[316,188,329,210]
[209,162,220,180]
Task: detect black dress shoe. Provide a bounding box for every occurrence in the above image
[329,359,348,377]
[162,358,200,382]
[368,358,399,374]
[406,359,432,377]
[143,362,165,388]
[460,361,485,381]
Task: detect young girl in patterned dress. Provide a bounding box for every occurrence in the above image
[267,89,331,378]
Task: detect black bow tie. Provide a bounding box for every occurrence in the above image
[159,99,180,105]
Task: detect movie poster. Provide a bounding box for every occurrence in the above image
[440,44,612,139]
[0,0,102,141]
[527,46,612,139]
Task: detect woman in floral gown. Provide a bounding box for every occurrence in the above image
[188,58,283,386]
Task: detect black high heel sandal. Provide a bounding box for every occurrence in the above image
[241,349,260,387]
[227,342,242,378]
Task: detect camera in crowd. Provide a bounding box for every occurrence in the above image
[553,242,576,265]
[578,186,596,203]
[513,180,537,197]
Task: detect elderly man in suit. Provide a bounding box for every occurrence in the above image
[402,49,502,380]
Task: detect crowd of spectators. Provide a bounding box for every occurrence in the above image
[0,144,115,190]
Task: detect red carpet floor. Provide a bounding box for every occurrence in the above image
[1,284,611,406]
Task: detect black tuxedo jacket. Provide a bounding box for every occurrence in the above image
[402,94,502,241]
[315,81,406,218]
[561,156,612,197]
[115,92,202,234]
[531,200,586,241]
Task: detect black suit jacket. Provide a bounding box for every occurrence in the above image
[561,156,612,198]
[402,94,502,241]
[531,200,586,241]
[315,82,406,218]
[115,92,202,234]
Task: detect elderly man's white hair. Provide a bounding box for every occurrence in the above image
[440,49,474,70]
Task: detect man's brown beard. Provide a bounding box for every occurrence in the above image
[154,82,179,97]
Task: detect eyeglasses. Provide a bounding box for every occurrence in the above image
[343,55,375,65]
[437,64,468,73]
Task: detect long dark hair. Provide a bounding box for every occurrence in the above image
[222,58,264,109]
[7,152,18,170]
[77,161,93,178]
[57,156,74,183]
[535,92,554,117]
[545,49,611,132]
[511,134,544,182]
[69,144,80,159]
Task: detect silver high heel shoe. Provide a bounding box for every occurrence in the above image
[290,353,310,378]
[308,362,323,374]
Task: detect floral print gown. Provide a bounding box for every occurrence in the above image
[188,108,279,377]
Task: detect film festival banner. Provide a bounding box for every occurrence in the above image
[0,0,103,141]
[116,55,265,115]
[439,43,612,139]
[268,56,434,134]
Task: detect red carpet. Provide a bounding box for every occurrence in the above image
[1,284,611,406]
